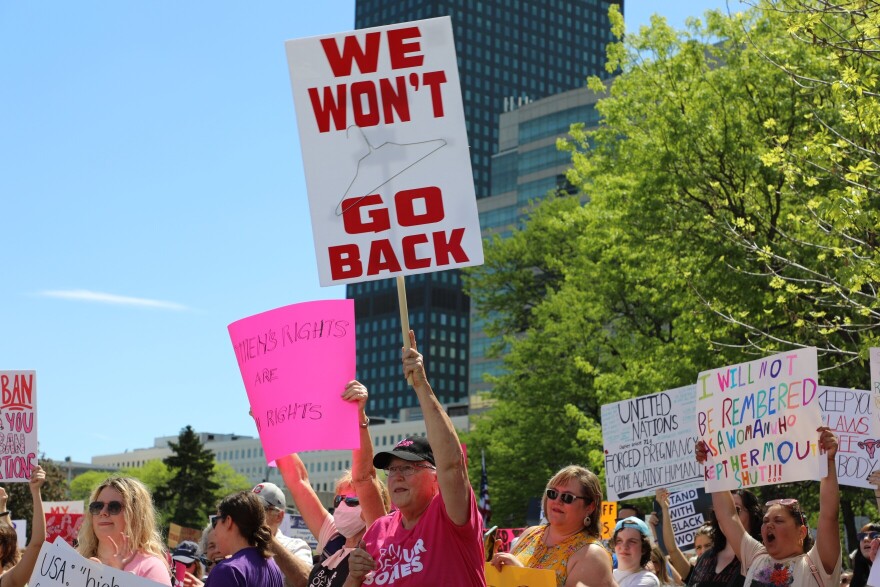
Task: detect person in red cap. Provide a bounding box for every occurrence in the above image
[344,331,486,587]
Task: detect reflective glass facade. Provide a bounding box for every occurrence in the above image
[351,0,621,417]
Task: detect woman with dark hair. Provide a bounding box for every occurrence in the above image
[696,427,842,587]
[491,465,614,587]
[613,517,660,587]
[205,491,282,587]
[850,522,880,587]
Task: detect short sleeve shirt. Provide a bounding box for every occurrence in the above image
[740,534,841,587]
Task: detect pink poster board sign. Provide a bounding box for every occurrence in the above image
[228,300,358,462]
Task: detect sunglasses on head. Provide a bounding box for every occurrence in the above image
[765,498,805,525]
[333,495,360,508]
[89,500,124,516]
[545,489,588,505]
[858,531,880,542]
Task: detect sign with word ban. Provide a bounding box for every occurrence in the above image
[228,300,358,462]
[696,347,823,491]
[286,16,483,285]
[0,371,38,481]
[602,385,702,501]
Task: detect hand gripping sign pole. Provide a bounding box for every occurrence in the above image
[397,276,413,386]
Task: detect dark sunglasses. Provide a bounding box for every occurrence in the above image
[89,500,124,516]
[545,489,588,505]
[211,514,227,529]
[333,495,360,508]
[858,531,880,542]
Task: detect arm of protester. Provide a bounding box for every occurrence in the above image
[269,534,311,587]
[0,466,47,587]
[0,486,11,529]
[277,453,331,541]
[490,544,525,571]
[656,488,691,579]
[343,542,375,587]
[403,330,471,526]
[565,542,615,587]
[696,441,745,562]
[344,380,388,526]
[816,426,840,575]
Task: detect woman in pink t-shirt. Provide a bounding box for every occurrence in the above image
[77,476,171,585]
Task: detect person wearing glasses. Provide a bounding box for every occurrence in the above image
[206,491,289,587]
[275,380,389,586]
[613,517,660,587]
[696,426,841,587]
[344,331,486,586]
[849,522,880,587]
[490,465,614,587]
[77,476,171,585]
[248,482,312,566]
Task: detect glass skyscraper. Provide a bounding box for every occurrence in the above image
[351,1,622,418]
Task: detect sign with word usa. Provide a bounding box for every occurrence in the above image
[696,348,823,491]
[286,17,483,286]
[0,371,37,481]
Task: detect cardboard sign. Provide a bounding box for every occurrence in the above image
[600,502,617,540]
[286,16,483,286]
[653,488,712,552]
[696,348,822,491]
[0,371,38,481]
[228,300,358,462]
[168,522,202,548]
[30,537,169,587]
[819,386,880,488]
[484,563,555,587]
[602,385,702,500]
[44,502,84,545]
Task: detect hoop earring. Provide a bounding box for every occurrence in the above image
[584,515,591,527]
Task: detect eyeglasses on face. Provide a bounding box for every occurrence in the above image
[333,495,360,508]
[89,500,124,516]
[211,514,227,529]
[858,531,880,542]
[545,489,587,505]
[383,463,436,477]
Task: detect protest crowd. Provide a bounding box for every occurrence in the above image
[6,336,880,587]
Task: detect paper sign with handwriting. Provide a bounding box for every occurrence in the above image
[600,502,617,540]
[696,347,822,491]
[653,488,712,552]
[0,371,37,482]
[228,300,357,462]
[602,385,701,501]
[819,386,880,488]
[45,501,85,546]
[30,537,168,587]
[286,16,483,286]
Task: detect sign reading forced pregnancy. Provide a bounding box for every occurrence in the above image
[227,300,358,463]
[285,16,483,286]
[696,347,822,491]
[602,385,702,501]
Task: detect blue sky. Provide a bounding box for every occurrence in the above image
[0,0,741,465]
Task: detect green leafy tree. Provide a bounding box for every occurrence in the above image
[211,462,252,506]
[120,459,173,494]
[154,426,221,529]
[70,470,112,502]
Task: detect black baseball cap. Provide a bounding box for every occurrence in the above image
[373,436,435,469]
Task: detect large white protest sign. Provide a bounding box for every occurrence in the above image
[30,537,168,587]
[286,17,483,286]
[871,348,880,395]
[0,371,37,482]
[696,348,822,491]
[601,385,701,501]
[283,513,317,550]
[819,386,880,488]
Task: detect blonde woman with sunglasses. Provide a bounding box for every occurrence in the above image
[491,465,615,587]
[696,427,841,587]
[77,476,171,585]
